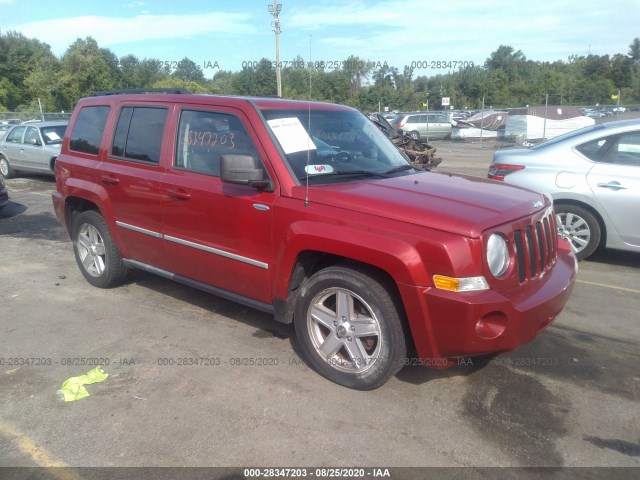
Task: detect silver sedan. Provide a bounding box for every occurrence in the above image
[488,119,640,260]
[0,121,68,178]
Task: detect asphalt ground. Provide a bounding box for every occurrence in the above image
[0,143,639,478]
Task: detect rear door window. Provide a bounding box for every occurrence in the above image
[607,132,640,166]
[6,126,25,143]
[111,107,168,164]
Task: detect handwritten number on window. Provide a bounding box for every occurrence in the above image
[186,130,235,149]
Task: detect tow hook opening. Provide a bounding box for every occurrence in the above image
[476,311,507,340]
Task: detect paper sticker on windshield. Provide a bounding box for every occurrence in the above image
[44,131,61,141]
[305,164,334,175]
[267,117,317,155]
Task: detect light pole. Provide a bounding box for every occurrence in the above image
[268,1,283,97]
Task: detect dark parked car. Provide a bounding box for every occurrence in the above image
[0,175,8,210]
[0,121,68,178]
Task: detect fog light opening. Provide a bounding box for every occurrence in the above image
[476,312,507,340]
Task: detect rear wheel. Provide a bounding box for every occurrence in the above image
[0,156,15,179]
[555,204,601,261]
[294,265,406,390]
[72,210,129,288]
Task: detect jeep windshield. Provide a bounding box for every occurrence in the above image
[260,108,416,184]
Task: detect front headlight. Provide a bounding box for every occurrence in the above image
[487,233,509,277]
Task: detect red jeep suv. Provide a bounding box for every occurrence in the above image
[52,90,577,389]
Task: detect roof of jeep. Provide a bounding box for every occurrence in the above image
[82,93,354,112]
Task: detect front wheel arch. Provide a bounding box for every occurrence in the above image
[293,263,408,390]
[283,252,409,323]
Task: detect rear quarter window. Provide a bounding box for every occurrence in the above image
[575,136,614,161]
[69,106,110,155]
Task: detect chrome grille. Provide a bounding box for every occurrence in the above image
[513,211,557,283]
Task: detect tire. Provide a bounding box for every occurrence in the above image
[409,131,421,141]
[72,210,129,288]
[294,265,406,390]
[555,204,601,261]
[0,156,15,179]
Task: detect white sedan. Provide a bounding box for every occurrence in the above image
[488,119,640,260]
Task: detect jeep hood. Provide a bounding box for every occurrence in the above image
[295,171,549,238]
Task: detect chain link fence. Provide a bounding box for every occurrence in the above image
[0,112,72,123]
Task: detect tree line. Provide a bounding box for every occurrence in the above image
[1,31,639,114]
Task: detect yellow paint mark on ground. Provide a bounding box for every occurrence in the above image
[577,279,640,294]
[0,419,83,480]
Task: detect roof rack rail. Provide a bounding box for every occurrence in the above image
[91,88,191,96]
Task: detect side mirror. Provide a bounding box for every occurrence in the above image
[27,138,41,146]
[221,154,272,191]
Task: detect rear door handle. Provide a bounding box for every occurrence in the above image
[166,189,191,200]
[100,175,120,185]
[597,181,626,191]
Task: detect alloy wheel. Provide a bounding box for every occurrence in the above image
[306,287,383,374]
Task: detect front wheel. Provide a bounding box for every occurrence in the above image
[294,265,406,390]
[555,204,601,261]
[409,131,421,141]
[72,210,129,288]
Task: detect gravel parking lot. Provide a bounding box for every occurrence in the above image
[1,142,639,477]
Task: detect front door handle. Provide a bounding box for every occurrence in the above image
[166,189,191,200]
[100,175,120,185]
[597,181,626,191]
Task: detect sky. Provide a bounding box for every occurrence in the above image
[2,0,639,78]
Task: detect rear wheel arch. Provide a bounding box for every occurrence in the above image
[553,199,606,259]
[0,154,15,178]
[64,197,101,235]
[71,209,129,288]
[553,199,606,243]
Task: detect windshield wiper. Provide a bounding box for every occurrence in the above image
[299,170,389,181]
[384,164,415,175]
